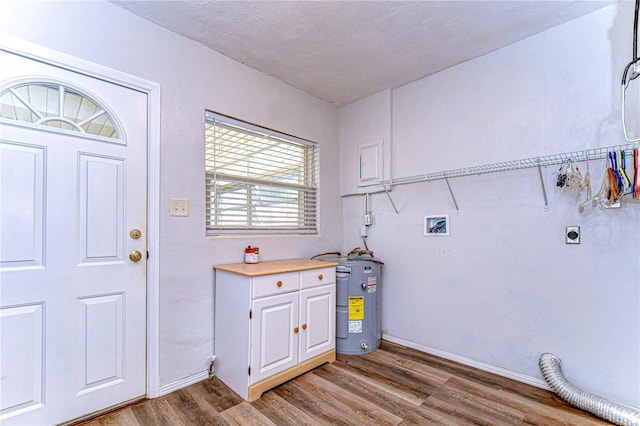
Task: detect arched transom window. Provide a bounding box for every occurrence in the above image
[0,82,120,140]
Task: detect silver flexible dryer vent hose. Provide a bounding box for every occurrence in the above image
[539,353,640,426]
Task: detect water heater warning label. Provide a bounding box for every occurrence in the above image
[348,321,362,333]
[348,296,364,320]
[367,277,377,293]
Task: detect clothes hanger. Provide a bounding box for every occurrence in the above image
[579,159,609,213]
[617,150,632,193]
[634,147,639,199]
[577,156,592,212]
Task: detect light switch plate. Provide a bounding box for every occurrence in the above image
[170,198,189,217]
[566,226,580,244]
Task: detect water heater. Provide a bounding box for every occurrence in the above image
[336,258,382,354]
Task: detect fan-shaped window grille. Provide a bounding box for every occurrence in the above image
[0,82,120,139]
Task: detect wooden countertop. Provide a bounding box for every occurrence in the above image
[214,258,338,277]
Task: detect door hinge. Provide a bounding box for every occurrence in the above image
[248,366,251,376]
[249,309,252,319]
[147,251,149,260]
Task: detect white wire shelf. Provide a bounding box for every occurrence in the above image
[375,142,638,212]
[382,143,638,187]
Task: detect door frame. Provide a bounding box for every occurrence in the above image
[0,34,162,398]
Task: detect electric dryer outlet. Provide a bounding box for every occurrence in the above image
[565,226,580,244]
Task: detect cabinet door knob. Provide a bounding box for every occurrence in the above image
[293,327,299,333]
[302,323,307,330]
[276,280,283,287]
[318,274,323,280]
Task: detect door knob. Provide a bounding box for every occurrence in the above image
[129,229,142,239]
[129,250,143,262]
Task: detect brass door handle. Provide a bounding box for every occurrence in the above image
[129,250,143,262]
[302,323,307,330]
[318,274,323,280]
[276,280,283,287]
[293,327,299,333]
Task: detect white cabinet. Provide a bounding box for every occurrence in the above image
[249,291,298,383]
[299,284,335,362]
[214,259,337,401]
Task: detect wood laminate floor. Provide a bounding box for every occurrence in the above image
[78,340,611,425]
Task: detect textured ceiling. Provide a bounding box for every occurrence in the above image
[113,1,614,106]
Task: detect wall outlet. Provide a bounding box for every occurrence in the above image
[566,226,580,244]
[170,198,189,217]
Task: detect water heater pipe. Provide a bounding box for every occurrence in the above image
[538,353,640,426]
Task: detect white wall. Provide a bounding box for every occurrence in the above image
[340,3,640,406]
[0,1,341,388]
[339,89,392,195]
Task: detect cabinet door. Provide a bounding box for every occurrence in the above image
[299,284,335,363]
[250,292,298,384]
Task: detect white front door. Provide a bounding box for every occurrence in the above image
[0,50,147,425]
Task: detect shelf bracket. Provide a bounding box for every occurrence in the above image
[537,163,549,212]
[444,178,460,212]
[381,183,399,214]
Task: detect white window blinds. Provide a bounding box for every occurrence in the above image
[205,112,319,235]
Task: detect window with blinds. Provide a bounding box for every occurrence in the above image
[205,112,318,235]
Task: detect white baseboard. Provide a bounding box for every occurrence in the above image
[382,333,550,391]
[157,371,210,397]
[157,338,550,398]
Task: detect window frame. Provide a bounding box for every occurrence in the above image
[0,79,124,143]
[205,111,319,236]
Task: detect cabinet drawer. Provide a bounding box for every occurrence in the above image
[252,272,299,299]
[300,267,335,289]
